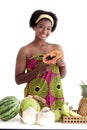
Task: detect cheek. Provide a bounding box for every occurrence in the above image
[37,28,43,33]
[47,31,51,36]
[35,29,41,35]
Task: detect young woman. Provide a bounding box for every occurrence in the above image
[15,10,67,109]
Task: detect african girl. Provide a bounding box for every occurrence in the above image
[15,10,67,109]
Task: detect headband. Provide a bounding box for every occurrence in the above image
[35,14,54,26]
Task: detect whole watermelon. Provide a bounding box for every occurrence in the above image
[0,96,20,121]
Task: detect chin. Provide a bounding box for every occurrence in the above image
[39,37,46,40]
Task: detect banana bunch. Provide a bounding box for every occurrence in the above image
[61,102,81,117]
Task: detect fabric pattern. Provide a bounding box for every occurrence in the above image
[24,55,64,110]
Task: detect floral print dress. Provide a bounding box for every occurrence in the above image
[24,55,64,110]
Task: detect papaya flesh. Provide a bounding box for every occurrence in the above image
[43,50,62,64]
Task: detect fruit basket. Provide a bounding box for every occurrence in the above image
[62,110,87,124]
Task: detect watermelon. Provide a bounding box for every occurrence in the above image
[0,96,20,121]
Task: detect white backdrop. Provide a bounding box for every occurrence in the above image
[0,0,87,110]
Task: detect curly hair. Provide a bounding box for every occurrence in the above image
[29,10,58,32]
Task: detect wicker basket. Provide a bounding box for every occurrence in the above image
[62,110,87,124]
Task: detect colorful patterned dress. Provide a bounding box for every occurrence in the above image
[24,55,64,110]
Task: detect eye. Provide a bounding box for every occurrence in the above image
[38,25,44,29]
[47,27,51,31]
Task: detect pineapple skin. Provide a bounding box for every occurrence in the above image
[78,97,87,116]
[78,98,87,116]
[78,97,87,111]
[78,81,87,116]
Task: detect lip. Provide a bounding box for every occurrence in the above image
[40,33,47,39]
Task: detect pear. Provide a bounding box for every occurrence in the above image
[20,96,40,116]
[52,109,62,122]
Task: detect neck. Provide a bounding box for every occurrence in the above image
[33,38,47,46]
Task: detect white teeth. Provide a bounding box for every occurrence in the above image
[41,35,46,38]
[40,34,46,38]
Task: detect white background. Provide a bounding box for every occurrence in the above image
[0,0,87,129]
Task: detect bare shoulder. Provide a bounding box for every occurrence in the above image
[17,43,32,59]
[51,43,65,57]
[52,43,63,51]
[18,45,28,55]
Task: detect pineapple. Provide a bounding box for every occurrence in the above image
[78,81,87,116]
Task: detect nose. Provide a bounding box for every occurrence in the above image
[42,28,47,34]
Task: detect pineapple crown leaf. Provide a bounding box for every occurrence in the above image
[79,81,87,97]
[79,80,87,87]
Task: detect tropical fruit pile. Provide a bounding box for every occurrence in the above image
[19,96,81,126]
[0,92,86,125]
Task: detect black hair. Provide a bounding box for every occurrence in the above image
[29,10,58,32]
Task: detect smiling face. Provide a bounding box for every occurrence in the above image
[34,19,52,40]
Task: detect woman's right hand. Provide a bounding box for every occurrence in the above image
[36,61,52,74]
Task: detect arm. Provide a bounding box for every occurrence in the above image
[59,64,67,79]
[15,62,51,85]
[56,45,67,79]
[15,47,52,84]
[15,47,40,85]
[15,47,31,84]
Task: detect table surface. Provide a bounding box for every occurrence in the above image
[1,115,87,129]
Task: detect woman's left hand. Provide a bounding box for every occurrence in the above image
[57,57,65,67]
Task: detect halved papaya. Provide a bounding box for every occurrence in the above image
[43,50,62,64]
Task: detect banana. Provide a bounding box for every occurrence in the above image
[61,103,70,116]
[68,110,81,117]
[61,103,81,117]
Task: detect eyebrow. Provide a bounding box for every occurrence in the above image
[37,24,52,28]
